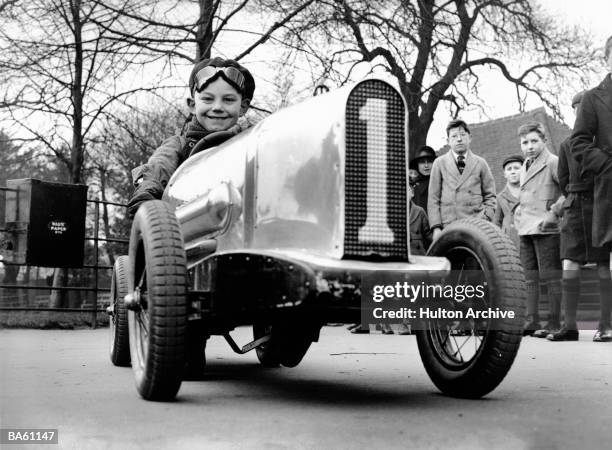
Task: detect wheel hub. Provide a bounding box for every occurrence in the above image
[124,288,143,311]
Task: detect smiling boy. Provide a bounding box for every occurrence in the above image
[127,57,255,216]
[514,122,563,337]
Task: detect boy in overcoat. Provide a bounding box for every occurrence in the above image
[428,119,496,241]
[514,122,563,337]
[570,35,612,341]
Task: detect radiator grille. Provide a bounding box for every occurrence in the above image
[344,80,407,260]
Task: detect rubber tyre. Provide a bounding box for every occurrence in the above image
[253,324,281,368]
[253,323,313,368]
[109,255,130,367]
[128,201,188,401]
[417,218,524,398]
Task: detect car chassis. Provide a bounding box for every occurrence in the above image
[107,77,525,401]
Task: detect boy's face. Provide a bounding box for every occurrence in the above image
[520,131,546,160]
[188,77,247,132]
[447,126,471,155]
[417,158,433,176]
[503,161,522,185]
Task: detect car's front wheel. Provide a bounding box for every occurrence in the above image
[418,218,524,398]
[128,201,188,401]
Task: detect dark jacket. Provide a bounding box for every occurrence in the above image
[493,185,520,248]
[558,138,608,262]
[127,117,243,216]
[412,174,429,212]
[571,73,612,248]
[410,201,432,255]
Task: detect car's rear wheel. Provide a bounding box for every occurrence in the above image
[418,218,524,398]
[109,255,130,367]
[253,322,314,368]
[128,201,187,401]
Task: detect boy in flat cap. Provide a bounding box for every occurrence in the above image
[127,57,255,216]
[494,154,524,249]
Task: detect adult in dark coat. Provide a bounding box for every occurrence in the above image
[410,146,436,212]
[548,91,610,342]
[570,36,612,341]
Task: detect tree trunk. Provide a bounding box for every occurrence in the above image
[49,268,69,308]
[196,0,215,60]
[99,168,115,266]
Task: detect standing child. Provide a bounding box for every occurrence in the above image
[548,91,610,341]
[380,184,431,335]
[514,122,563,337]
[494,154,524,249]
[127,57,255,216]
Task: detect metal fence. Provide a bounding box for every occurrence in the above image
[0,191,128,328]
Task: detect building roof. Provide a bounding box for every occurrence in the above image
[438,107,571,192]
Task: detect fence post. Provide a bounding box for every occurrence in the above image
[92,197,100,329]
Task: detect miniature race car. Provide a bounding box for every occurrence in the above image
[107,77,524,401]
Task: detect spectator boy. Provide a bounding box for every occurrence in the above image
[570,35,612,341]
[410,145,436,212]
[494,154,524,248]
[548,91,610,341]
[127,57,255,216]
[514,122,563,337]
[428,119,497,241]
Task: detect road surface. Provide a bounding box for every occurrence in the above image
[1,326,611,449]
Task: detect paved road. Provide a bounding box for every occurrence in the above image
[1,326,611,449]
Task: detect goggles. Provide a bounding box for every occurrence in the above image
[193,66,245,93]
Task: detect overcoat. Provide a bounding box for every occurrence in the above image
[571,73,612,249]
[427,150,496,228]
[409,202,432,255]
[493,185,520,248]
[412,174,430,212]
[558,138,608,262]
[514,148,562,236]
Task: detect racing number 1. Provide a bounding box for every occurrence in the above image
[358,98,394,243]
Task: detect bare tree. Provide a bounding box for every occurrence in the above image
[272,0,597,155]
[92,0,316,63]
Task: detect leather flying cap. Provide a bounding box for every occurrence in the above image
[502,154,525,168]
[571,91,585,108]
[189,57,255,102]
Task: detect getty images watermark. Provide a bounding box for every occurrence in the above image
[360,271,523,330]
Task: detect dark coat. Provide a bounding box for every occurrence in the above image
[412,174,429,212]
[409,201,432,255]
[571,74,612,249]
[558,138,608,262]
[493,185,520,249]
